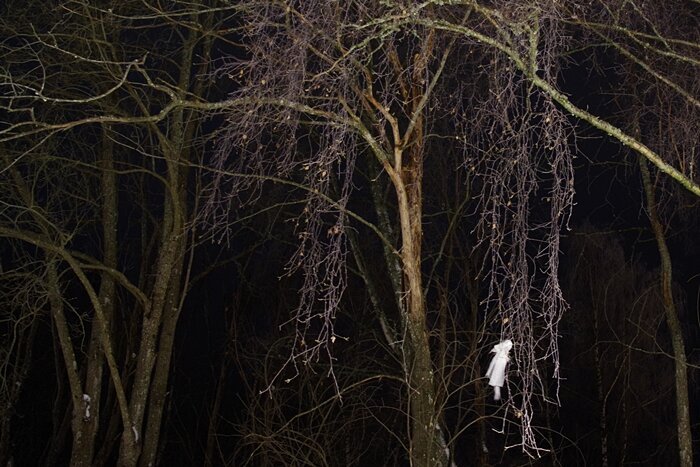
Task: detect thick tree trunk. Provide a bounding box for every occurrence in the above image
[118,18,209,464]
[639,158,693,467]
[119,233,181,467]
[392,140,447,466]
[139,240,186,466]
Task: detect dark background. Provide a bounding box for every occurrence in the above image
[1,1,698,466]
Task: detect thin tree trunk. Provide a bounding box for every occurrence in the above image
[44,325,71,465]
[465,257,488,465]
[591,295,609,467]
[639,158,693,467]
[47,262,92,466]
[80,126,118,465]
[0,304,39,465]
[367,155,404,313]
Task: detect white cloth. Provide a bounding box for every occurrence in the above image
[485,339,512,401]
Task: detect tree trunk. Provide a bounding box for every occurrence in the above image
[119,233,181,467]
[47,262,93,467]
[80,126,118,466]
[392,138,447,466]
[592,293,609,467]
[639,158,693,467]
[139,240,186,467]
[137,23,211,463]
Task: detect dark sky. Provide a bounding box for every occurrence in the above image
[1,2,698,466]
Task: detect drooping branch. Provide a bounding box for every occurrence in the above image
[418,14,700,197]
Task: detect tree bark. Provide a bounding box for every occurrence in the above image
[392,135,447,466]
[47,262,93,467]
[79,126,118,466]
[396,177,444,466]
[639,158,693,467]
[364,26,448,466]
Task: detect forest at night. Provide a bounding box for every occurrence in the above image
[1,1,699,466]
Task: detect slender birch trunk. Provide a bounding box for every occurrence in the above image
[639,158,693,467]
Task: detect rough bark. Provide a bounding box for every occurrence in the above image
[368,27,448,466]
[139,241,186,467]
[392,135,446,465]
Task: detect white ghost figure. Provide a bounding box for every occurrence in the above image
[485,339,512,401]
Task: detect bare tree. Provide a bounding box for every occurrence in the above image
[209,1,572,462]
[0,1,227,465]
[592,2,699,464]
[2,0,697,464]
[210,0,698,462]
